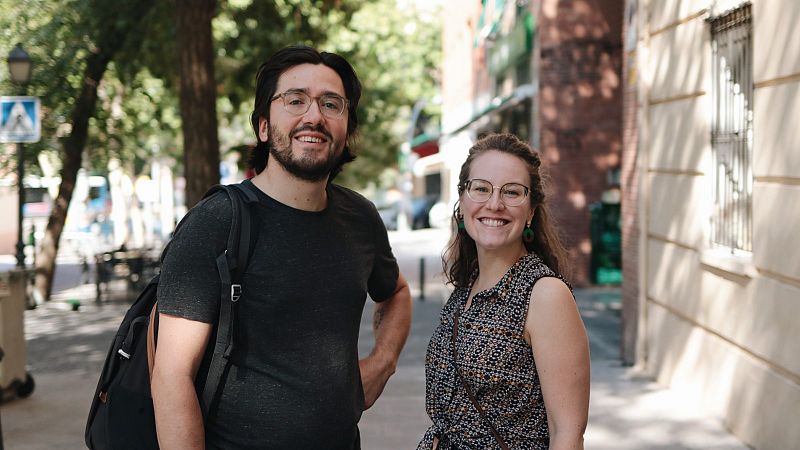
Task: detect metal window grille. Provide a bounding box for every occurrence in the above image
[709,4,753,253]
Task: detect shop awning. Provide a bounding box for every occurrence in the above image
[410,131,440,157]
[445,83,537,135]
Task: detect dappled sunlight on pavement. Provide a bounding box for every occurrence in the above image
[0,229,748,449]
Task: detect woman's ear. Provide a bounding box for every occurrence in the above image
[258,117,269,143]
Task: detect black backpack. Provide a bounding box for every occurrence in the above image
[85,182,260,449]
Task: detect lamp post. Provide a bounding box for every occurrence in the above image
[7,43,32,268]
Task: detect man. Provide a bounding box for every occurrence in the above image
[151,46,412,449]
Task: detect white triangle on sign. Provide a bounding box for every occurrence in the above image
[2,101,35,134]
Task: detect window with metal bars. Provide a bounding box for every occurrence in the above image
[709,3,753,254]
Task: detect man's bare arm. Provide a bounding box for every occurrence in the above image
[359,272,412,409]
[151,313,213,450]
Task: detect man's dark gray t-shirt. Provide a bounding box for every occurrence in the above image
[157,180,399,449]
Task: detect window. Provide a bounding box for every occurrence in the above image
[709,3,753,253]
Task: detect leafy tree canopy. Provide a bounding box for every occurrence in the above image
[1,0,441,189]
[328,0,442,189]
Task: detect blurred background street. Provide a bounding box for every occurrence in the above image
[3,0,798,448]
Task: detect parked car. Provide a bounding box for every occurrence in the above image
[376,200,400,231]
[411,195,438,230]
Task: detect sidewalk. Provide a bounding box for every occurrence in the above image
[358,287,749,450]
[1,284,131,450]
[0,233,750,449]
[575,291,748,450]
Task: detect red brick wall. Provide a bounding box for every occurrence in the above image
[536,0,624,285]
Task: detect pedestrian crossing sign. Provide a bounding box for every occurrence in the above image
[0,96,41,143]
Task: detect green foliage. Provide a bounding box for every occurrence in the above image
[1,0,92,174]
[0,0,170,177]
[327,0,442,189]
[213,0,364,163]
[1,0,441,189]
[86,64,182,174]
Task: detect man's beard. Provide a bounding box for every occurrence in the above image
[268,124,342,182]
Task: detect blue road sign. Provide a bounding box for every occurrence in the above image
[0,96,41,143]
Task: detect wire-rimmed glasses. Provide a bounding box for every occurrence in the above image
[271,90,349,118]
[463,178,530,206]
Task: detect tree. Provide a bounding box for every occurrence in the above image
[327,0,442,189]
[175,0,220,208]
[212,0,362,173]
[171,0,364,206]
[1,0,158,300]
[213,0,442,191]
[1,0,440,301]
[1,0,364,301]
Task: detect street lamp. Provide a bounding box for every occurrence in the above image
[8,44,33,85]
[7,43,32,268]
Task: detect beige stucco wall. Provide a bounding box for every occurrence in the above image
[753,82,800,179]
[647,174,706,247]
[753,0,800,82]
[648,0,707,31]
[646,301,800,449]
[648,97,710,172]
[753,184,800,280]
[648,16,707,100]
[637,0,800,448]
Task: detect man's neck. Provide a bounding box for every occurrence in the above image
[250,163,329,212]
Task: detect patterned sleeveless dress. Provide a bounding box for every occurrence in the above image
[417,253,569,450]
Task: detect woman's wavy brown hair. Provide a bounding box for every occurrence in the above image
[443,133,571,288]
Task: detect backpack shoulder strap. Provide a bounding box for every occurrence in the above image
[230,181,260,281]
[197,184,250,275]
[200,182,259,420]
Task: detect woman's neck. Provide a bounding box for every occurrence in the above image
[471,245,528,294]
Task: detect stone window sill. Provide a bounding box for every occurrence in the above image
[700,247,757,278]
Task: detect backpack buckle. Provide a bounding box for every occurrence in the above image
[230,284,242,302]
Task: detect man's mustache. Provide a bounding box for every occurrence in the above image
[290,124,333,141]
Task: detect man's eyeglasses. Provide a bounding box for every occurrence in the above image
[271,90,349,119]
[462,178,530,206]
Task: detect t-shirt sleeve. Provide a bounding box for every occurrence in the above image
[366,200,400,302]
[156,193,232,323]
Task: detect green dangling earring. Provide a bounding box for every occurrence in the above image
[456,206,466,231]
[522,221,534,243]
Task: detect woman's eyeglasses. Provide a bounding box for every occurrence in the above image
[463,178,530,206]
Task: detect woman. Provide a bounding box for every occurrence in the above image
[417,133,590,449]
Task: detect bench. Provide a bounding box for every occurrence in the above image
[95,249,159,302]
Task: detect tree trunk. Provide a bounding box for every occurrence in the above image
[34,1,156,301]
[176,0,220,208]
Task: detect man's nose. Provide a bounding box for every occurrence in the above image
[301,100,324,123]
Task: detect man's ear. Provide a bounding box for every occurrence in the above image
[258,117,269,142]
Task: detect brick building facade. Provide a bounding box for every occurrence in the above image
[422,0,624,286]
[537,0,623,284]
